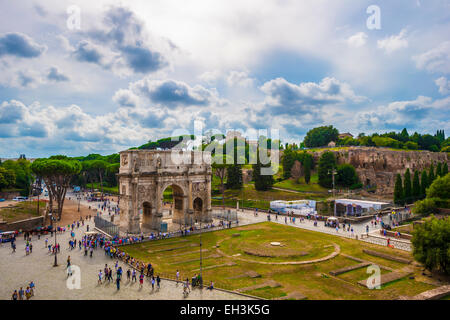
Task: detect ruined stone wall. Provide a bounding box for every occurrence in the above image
[312,147,449,195]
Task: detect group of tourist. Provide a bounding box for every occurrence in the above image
[10,281,35,300]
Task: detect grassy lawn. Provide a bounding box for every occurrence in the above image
[0,200,46,223]
[120,222,436,300]
[211,183,328,210]
[86,183,119,194]
[273,174,328,193]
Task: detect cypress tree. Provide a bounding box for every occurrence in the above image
[252,148,274,191]
[226,164,243,189]
[429,164,435,183]
[420,170,428,199]
[436,162,442,177]
[403,169,412,204]
[303,154,312,184]
[394,173,404,205]
[443,162,449,176]
[412,170,420,201]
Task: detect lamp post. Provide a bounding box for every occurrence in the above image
[77,195,81,212]
[328,168,337,198]
[52,216,58,267]
[199,219,203,289]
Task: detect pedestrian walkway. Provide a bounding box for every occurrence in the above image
[0,221,251,300]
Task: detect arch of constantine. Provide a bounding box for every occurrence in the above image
[118,150,212,234]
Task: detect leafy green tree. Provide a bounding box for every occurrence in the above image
[394,173,404,205]
[105,163,120,187]
[318,152,336,188]
[336,164,359,188]
[403,169,412,204]
[1,159,33,196]
[412,170,421,201]
[412,216,450,275]
[443,162,449,176]
[420,170,428,199]
[303,126,339,148]
[253,149,274,191]
[426,173,450,200]
[31,157,81,220]
[90,160,109,199]
[0,167,16,191]
[436,162,442,177]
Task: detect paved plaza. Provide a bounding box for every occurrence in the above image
[0,220,251,300]
[1,194,411,300]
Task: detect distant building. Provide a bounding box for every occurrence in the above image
[338,132,353,140]
[328,141,336,147]
[226,130,243,141]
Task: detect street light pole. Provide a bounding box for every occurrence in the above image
[52,217,58,267]
[199,219,203,288]
[328,168,337,198]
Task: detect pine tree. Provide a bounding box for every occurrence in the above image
[412,170,421,201]
[394,173,404,205]
[429,164,435,183]
[443,162,449,176]
[420,170,428,199]
[403,169,412,204]
[436,162,442,177]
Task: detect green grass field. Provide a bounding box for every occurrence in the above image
[273,174,328,193]
[0,200,47,223]
[121,222,436,300]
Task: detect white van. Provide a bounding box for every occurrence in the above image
[13,196,27,201]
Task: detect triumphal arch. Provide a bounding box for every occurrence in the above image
[118,150,213,234]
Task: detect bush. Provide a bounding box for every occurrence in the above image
[349,182,363,190]
[413,198,437,216]
[412,216,450,274]
[426,173,450,199]
[404,141,419,150]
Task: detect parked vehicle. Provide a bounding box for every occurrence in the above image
[0,231,16,243]
[0,198,5,202]
[12,196,28,201]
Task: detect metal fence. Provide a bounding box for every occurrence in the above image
[212,209,238,221]
[94,215,119,237]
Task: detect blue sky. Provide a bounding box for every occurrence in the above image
[0,0,449,158]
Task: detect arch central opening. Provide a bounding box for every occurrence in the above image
[162,184,185,228]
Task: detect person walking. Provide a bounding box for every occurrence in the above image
[12,290,18,300]
[156,275,161,289]
[176,270,180,283]
[18,287,24,300]
[116,276,121,290]
[139,273,144,288]
[151,276,155,290]
[98,270,103,284]
[127,269,131,281]
[132,269,137,282]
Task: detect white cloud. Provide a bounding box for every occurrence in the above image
[377,29,408,54]
[347,32,367,48]
[226,70,254,87]
[413,41,450,74]
[435,76,450,95]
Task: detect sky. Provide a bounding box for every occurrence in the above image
[0,0,449,158]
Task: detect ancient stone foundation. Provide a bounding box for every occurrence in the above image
[312,147,449,195]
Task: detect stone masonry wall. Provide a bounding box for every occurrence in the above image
[312,147,449,195]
